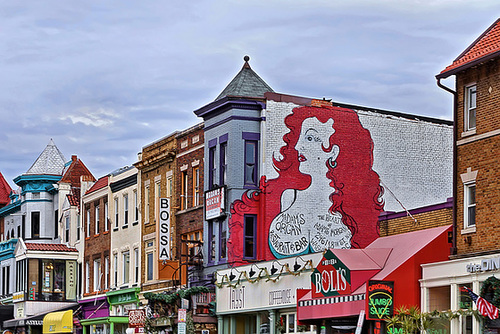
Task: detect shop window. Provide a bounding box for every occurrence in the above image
[244,215,256,259]
[459,284,473,334]
[465,84,476,131]
[428,286,450,311]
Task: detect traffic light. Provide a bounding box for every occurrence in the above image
[208,301,216,316]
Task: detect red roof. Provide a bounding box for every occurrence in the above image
[67,193,79,207]
[0,172,12,206]
[25,243,78,252]
[438,19,500,78]
[85,176,108,194]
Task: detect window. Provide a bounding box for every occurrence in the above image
[244,215,256,259]
[219,222,227,261]
[114,198,119,229]
[54,209,58,238]
[134,191,138,223]
[155,182,161,222]
[85,261,90,294]
[93,259,101,292]
[2,266,10,295]
[209,146,216,189]
[220,142,227,186]
[464,183,476,228]
[166,176,173,198]
[145,185,150,223]
[31,212,40,239]
[65,216,70,243]
[76,215,80,241]
[123,194,129,226]
[244,141,258,187]
[208,221,216,263]
[181,171,188,210]
[465,84,476,131]
[95,205,100,235]
[86,210,90,238]
[134,248,139,284]
[122,251,130,284]
[104,256,109,290]
[104,202,109,232]
[146,252,154,281]
[193,167,200,206]
[113,254,118,287]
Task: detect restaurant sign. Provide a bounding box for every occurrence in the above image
[311,249,351,298]
[366,280,394,320]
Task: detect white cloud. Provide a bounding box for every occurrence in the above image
[59,107,119,127]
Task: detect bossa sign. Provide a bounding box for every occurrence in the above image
[311,249,351,298]
[158,198,171,260]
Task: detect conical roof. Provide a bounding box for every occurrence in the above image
[215,56,274,101]
[26,139,66,175]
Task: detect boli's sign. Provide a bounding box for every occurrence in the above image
[158,198,171,260]
[311,249,351,298]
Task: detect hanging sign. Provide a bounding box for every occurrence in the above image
[158,198,171,260]
[311,249,351,298]
[205,187,225,220]
[366,280,394,320]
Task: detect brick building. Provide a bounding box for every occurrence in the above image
[420,18,500,334]
[134,132,179,293]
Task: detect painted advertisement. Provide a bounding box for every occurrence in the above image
[229,99,452,262]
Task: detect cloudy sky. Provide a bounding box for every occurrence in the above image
[0,1,498,187]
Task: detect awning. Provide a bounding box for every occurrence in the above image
[43,310,73,334]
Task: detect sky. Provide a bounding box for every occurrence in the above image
[0,1,499,188]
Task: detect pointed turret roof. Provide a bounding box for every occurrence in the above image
[0,172,12,206]
[26,139,66,176]
[438,18,500,78]
[215,56,274,101]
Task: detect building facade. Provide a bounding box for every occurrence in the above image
[421,18,500,334]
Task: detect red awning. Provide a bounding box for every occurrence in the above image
[297,225,452,321]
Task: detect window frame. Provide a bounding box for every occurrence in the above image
[122,251,130,285]
[93,258,101,292]
[95,205,100,235]
[465,84,477,132]
[181,170,188,210]
[104,201,109,232]
[86,209,90,238]
[244,140,258,188]
[243,214,257,260]
[220,141,227,186]
[114,198,119,229]
[123,194,129,227]
[464,182,476,229]
[193,166,200,207]
[207,221,216,264]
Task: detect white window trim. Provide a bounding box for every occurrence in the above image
[463,83,477,135]
[95,206,100,235]
[463,182,476,230]
[461,167,478,233]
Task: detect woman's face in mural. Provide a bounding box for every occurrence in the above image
[295,117,338,174]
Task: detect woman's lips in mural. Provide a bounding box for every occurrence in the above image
[298,154,306,162]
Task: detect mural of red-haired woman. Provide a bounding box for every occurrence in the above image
[228,105,383,262]
[266,105,384,258]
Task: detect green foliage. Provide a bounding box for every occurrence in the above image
[480,276,500,307]
[144,286,210,306]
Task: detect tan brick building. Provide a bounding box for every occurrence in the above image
[135,132,179,292]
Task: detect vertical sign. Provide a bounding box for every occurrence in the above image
[66,260,76,300]
[158,198,171,260]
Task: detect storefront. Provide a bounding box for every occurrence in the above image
[105,288,141,334]
[421,252,500,334]
[296,225,452,334]
[215,253,322,334]
[79,296,110,334]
